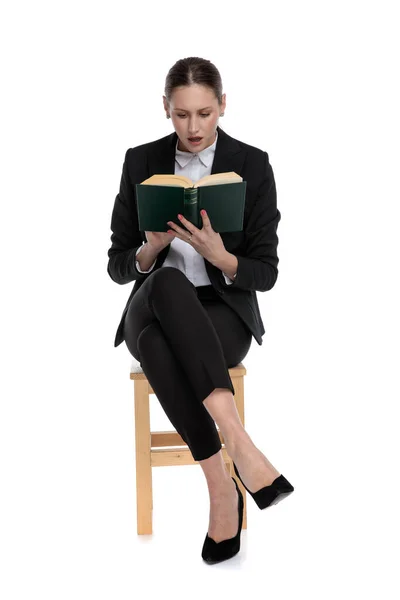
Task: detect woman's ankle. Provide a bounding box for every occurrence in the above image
[224,427,255,463]
[199,450,231,493]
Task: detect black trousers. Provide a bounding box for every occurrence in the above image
[123,267,252,461]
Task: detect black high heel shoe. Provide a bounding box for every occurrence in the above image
[201,477,244,564]
[233,462,294,510]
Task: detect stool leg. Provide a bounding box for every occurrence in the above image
[233,376,247,530]
[134,379,153,535]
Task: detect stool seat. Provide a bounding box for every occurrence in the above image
[130,359,248,535]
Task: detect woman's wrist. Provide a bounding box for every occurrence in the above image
[136,242,160,271]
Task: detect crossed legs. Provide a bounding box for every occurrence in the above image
[123,268,280,541]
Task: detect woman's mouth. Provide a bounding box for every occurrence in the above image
[188,137,203,145]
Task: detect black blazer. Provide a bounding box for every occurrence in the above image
[107,125,281,348]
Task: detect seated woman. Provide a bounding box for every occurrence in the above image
[107,55,294,565]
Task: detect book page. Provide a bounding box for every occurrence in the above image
[140,174,193,187]
[194,172,243,188]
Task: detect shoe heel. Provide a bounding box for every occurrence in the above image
[233,462,294,510]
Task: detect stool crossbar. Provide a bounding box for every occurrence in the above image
[130,360,248,535]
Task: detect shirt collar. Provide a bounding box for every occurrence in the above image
[175,131,218,168]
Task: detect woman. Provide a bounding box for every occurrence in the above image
[107,56,294,564]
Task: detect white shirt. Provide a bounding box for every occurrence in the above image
[135,130,234,286]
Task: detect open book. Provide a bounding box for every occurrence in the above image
[135,171,246,232]
[140,171,243,188]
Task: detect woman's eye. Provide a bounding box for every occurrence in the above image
[177,114,210,119]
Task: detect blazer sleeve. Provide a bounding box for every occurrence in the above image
[220,151,281,292]
[107,148,157,284]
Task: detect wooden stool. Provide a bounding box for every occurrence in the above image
[130,360,248,535]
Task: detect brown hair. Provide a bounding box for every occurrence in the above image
[164,57,223,107]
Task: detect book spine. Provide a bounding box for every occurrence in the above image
[183,188,199,227]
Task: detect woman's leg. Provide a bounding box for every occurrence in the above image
[192,298,262,542]
[129,320,223,460]
[123,267,250,461]
[200,298,282,487]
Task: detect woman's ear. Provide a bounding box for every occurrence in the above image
[162,95,170,118]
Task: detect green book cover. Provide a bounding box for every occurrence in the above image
[135,181,247,233]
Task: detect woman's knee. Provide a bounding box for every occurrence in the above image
[228,331,252,367]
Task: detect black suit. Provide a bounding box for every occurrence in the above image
[107,125,281,348]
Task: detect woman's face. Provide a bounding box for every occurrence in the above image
[163,84,226,153]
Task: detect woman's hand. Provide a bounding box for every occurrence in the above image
[166,210,227,266]
[145,230,175,252]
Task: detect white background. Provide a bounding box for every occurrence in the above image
[1,0,399,597]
